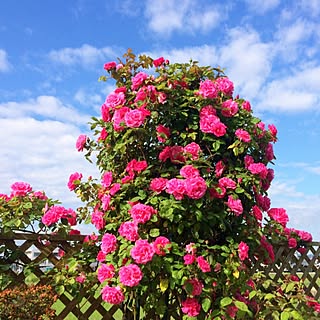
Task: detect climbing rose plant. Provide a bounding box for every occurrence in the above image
[1,50,318,319]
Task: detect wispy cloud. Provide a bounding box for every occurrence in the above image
[144,0,225,36]
[244,0,280,14]
[48,44,119,67]
[0,49,11,72]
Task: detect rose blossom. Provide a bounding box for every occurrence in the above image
[221,99,238,117]
[209,185,226,199]
[260,236,275,263]
[196,256,211,272]
[296,230,312,242]
[11,182,32,197]
[265,143,275,161]
[109,183,121,195]
[184,142,201,160]
[101,194,111,211]
[242,100,251,111]
[227,196,243,216]
[67,172,83,191]
[184,278,203,296]
[101,285,125,304]
[96,251,106,262]
[198,79,218,99]
[101,171,113,188]
[248,162,268,179]
[268,124,277,140]
[218,177,236,189]
[159,146,171,162]
[76,273,86,284]
[131,72,148,90]
[112,106,130,131]
[153,236,171,256]
[186,243,197,254]
[42,205,66,226]
[251,205,263,221]
[256,194,271,212]
[76,134,87,151]
[104,61,116,70]
[267,208,289,226]
[166,178,186,200]
[153,56,165,67]
[235,129,251,142]
[118,221,139,241]
[184,254,196,265]
[181,298,201,317]
[238,241,249,261]
[129,203,157,224]
[150,177,168,193]
[119,264,143,287]
[97,263,115,283]
[124,108,147,128]
[169,145,185,163]
[105,91,126,110]
[180,165,200,179]
[98,128,108,141]
[215,160,225,177]
[156,125,170,142]
[288,238,297,248]
[126,159,148,173]
[101,103,111,122]
[200,115,227,137]
[91,210,105,230]
[130,239,155,264]
[185,176,207,199]
[216,77,234,96]
[101,233,117,254]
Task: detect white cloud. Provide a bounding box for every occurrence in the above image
[0,49,11,72]
[48,44,119,67]
[244,0,280,14]
[0,95,90,124]
[144,0,224,36]
[256,65,320,112]
[74,88,102,107]
[299,0,320,17]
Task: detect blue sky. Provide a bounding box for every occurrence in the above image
[0,0,320,237]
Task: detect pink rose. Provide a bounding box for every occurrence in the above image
[42,205,66,226]
[131,72,148,90]
[98,128,108,141]
[109,183,121,195]
[256,194,271,212]
[96,251,106,262]
[166,178,186,200]
[185,177,207,199]
[124,108,146,128]
[200,105,216,117]
[216,77,234,96]
[76,273,86,284]
[130,239,155,264]
[184,142,201,160]
[251,205,263,221]
[221,99,238,117]
[296,230,312,242]
[227,196,243,216]
[159,146,171,162]
[186,243,197,254]
[218,177,237,189]
[150,177,168,193]
[112,106,130,131]
[105,91,126,110]
[198,79,218,99]
[215,160,225,177]
[184,278,203,296]
[91,210,105,230]
[129,203,157,224]
[153,57,166,67]
[118,221,139,241]
[180,165,200,179]
[119,264,143,287]
[156,125,170,142]
[288,238,297,248]
[101,286,125,305]
[97,263,115,283]
[260,236,275,263]
[103,61,117,71]
[11,182,32,197]
[101,103,111,122]
[76,134,87,151]
[101,194,111,211]
[153,236,171,256]
[181,298,201,317]
[126,159,148,173]
[267,208,289,226]
[169,146,185,163]
[265,143,275,161]
[101,171,113,188]
[196,256,211,272]
[67,172,82,191]
[200,115,227,137]
[101,233,117,254]
[238,241,249,261]
[184,254,196,265]
[235,129,251,142]
[268,124,277,140]
[248,162,268,179]
[209,185,226,199]
[242,100,251,111]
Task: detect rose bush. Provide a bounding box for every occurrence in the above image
[1,50,318,319]
[64,50,317,318]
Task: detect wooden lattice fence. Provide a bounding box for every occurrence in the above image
[1,233,320,319]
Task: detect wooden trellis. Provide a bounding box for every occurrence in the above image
[1,233,320,319]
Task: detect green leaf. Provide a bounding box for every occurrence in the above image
[249,290,257,300]
[149,228,160,237]
[23,202,32,209]
[285,282,295,293]
[24,273,39,286]
[280,311,290,320]
[55,285,65,295]
[220,297,233,307]
[202,297,211,312]
[234,300,249,312]
[290,311,304,320]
